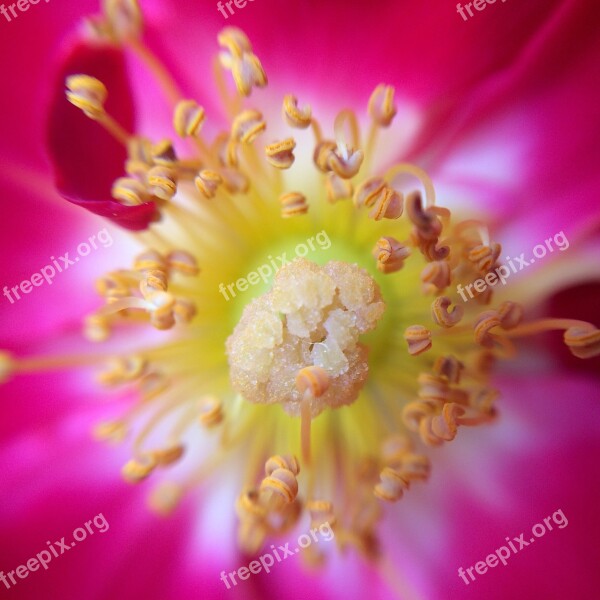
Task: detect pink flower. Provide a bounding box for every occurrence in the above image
[0,1,599,599]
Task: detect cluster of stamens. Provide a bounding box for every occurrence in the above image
[85,248,199,340]
[11,7,596,569]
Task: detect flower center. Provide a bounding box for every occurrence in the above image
[3,0,599,567]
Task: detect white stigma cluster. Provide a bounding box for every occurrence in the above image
[226,258,386,417]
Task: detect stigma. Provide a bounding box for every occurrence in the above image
[226,258,385,418]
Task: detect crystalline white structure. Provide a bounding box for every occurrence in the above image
[226,258,386,417]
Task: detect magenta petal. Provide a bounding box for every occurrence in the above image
[46,40,158,230]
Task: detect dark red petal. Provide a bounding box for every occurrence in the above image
[46,40,158,230]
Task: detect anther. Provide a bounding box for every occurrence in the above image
[433,355,464,384]
[97,355,147,385]
[282,94,312,128]
[373,237,410,274]
[265,455,300,477]
[313,140,337,173]
[97,272,132,298]
[396,453,431,482]
[218,27,252,59]
[354,177,386,209]
[147,312,174,331]
[328,146,364,179]
[406,191,441,239]
[325,173,353,203]
[195,170,224,199]
[260,468,298,503]
[233,52,267,96]
[404,325,432,355]
[66,75,107,119]
[145,291,175,318]
[369,187,403,221]
[306,499,336,527]
[368,84,397,127]
[140,270,168,297]
[103,0,142,40]
[265,138,296,169]
[421,261,451,293]
[374,467,409,502]
[279,191,308,218]
[151,139,178,167]
[497,301,524,330]
[112,177,148,205]
[431,296,463,328]
[564,325,600,359]
[148,481,183,516]
[128,136,153,165]
[146,444,185,466]
[417,372,450,404]
[420,403,463,445]
[236,489,267,520]
[174,298,196,322]
[198,395,223,427]
[173,99,205,138]
[468,243,502,273]
[231,109,266,143]
[418,237,450,262]
[134,249,167,272]
[381,435,413,465]
[167,250,199,276]
[125,137,153,178]
[470,387,499,414]
[122,454,157,483]
[474,311,501,347]
[402,400,434,432]
[147,166,177,201]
